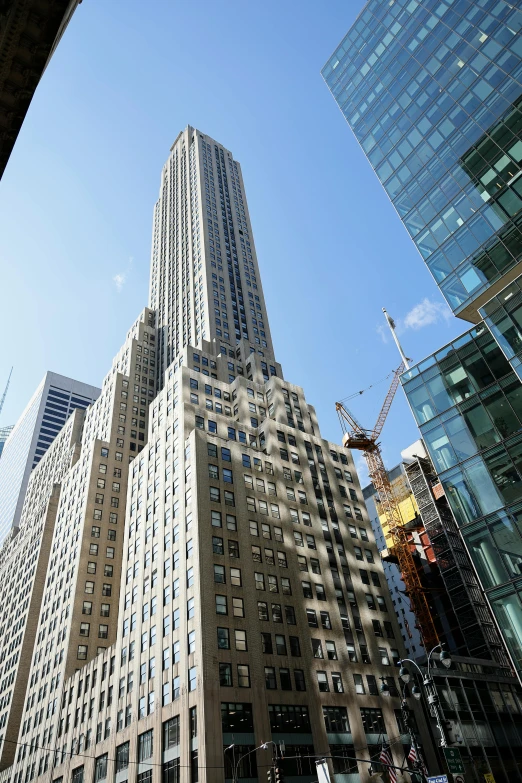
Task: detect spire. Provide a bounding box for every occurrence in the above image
[0,367,13,420]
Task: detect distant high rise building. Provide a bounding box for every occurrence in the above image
[0,129,438,783]
[0,372,100,544]
[322,0,522,693]
[0,427,13,459]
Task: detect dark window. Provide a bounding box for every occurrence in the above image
[163,716,180,749]
[323,706,350,733]
[268,704,310,732]
[163,759,180,783]
[221,703,254,733]
[115,744,129,773]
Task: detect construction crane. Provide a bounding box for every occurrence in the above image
[335,360,439,651]
[0,367,12,419]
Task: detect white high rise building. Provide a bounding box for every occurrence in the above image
[0,373,100,545]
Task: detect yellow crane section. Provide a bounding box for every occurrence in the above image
[336,364,439,651]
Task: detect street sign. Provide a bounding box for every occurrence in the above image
[443,748,465,774]
[453,775,465,783]
[484,774,495,783]
[428,776,448,783]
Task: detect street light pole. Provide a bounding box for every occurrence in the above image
[399,643,452,748]
[401,698,429,783]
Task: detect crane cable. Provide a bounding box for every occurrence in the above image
[338,367,397,403]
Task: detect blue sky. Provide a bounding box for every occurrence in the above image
[0,0,466,482]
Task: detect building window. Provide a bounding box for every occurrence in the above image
[163,716,180,750]
[323,706,350,733]
[138,730,153,761]
[94,755,107,783]
[115,744,129,773]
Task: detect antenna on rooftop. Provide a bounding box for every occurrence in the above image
[0,367,13,419]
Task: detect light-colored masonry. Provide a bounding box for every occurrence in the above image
[0,128,433,783]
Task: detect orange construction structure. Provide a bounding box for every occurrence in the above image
[336,364,439,651]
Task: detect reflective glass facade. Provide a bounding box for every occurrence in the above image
[323,0,522,682]
[480,272,522,378]
[401,333,522,671]
[322,0,522,320]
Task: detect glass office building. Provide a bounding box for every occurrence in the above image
[323,0,522,678]
[322,0,522,323]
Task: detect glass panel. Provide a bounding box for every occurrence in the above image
[460,402,499,450]
[480,334,512,380]
[461,348,495,390]
[489,312,521,359]
[490,591,522,673]
[483,447,522,505]
[490,516,522,580]
[464,524,511,590]
[446,414,481,458]
[408,383,437,424]
[444,459,503,527]
[423,424,458,472]
[481,388,521,439]
[444,469,483,527]
[441,361,476,403]
[503,377,522,423]
[424,371,453,413]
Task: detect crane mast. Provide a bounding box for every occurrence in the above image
[336,364,439,651]
[0,367,12,419]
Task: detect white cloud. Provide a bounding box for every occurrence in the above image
[402,297,452,331]
[113,257,134,293]
[376,297,451,341]
[113,273,126,292]
[376,323,389,344]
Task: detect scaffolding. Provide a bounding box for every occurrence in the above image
[406,454,509,666]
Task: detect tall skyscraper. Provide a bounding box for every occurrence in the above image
[322,0,522,684]
[0,129,439,783]
[150,126,275,387]
[0,373,100,545]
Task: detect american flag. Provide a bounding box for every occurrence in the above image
[408,744,428,776]
[379,743,397,783]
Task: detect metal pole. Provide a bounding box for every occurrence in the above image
[400,654,450,748]
[425,646,449,748]
[382,308,410,370]
[423,676,448,748]
[401,698,429,783]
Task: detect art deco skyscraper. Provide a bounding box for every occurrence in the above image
[150,127,274,387]
[0,129,440,783]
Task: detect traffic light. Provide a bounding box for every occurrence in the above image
[275,765,285,783]
[267,769,275,783]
